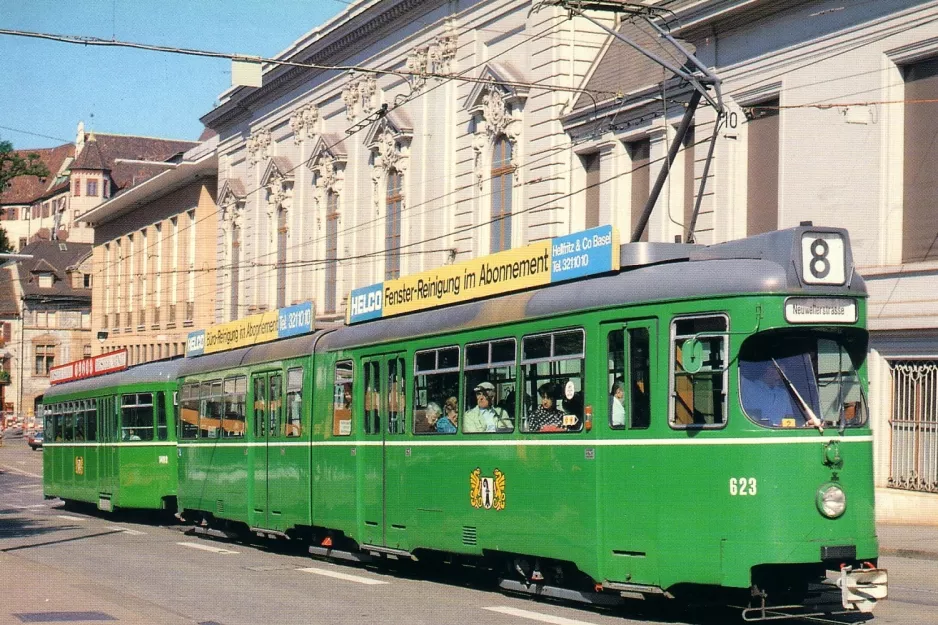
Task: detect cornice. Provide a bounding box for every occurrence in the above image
[202,0,445,131]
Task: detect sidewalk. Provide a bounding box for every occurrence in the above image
[878,522,938,560]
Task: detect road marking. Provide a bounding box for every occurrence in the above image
[11,504,46,509]
[0,464,43,478]
[296,566,390,585]
[483,607,601,625]
[56,515,86,521]
[177,541,239,554]
[106,526,146,536]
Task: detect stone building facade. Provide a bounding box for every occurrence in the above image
[201,0,613,322]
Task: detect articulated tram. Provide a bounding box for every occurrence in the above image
[42,225,887,619]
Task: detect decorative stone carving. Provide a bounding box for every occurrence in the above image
[343,72,382,121]
[246,128,271,166]
[290,104,320,144]
[342,74,362,122]
[406,19,457,91]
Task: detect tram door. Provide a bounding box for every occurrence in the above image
[599,319,659,585]
[360,353,408,547]
[250,370,284,531]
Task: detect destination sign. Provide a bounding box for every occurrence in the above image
[187,301,314,357]
[347,226,619,324]
[49,349,129,385]
[784,297,858,324]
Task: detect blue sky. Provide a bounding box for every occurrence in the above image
[0,0,346,149]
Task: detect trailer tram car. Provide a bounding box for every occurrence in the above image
[41,359,183,512]
[43,225,887,619]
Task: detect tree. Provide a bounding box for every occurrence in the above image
[1,139,50,253]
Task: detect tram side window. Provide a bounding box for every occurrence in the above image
[463,338,516,434]
[333,361,353,436]
[50,405,62,441]
[122,393,155,441]
[201,380,223,439]
[671,315,727,428]
[180,383,200,439]
[155,393,168,441]
[521,329,585,433]
[388,357,406,435]
[364,361,380,434]
[414,346,460,434]
[85,399,97,441]
[285,368,303,438]
[222,376,246,438]
[74,401,86,441]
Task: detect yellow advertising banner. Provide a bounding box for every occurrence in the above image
[347,226,619,324]
[189,310,280,356]
[381,242,552,318]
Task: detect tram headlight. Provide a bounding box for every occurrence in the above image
[816,483,847,519]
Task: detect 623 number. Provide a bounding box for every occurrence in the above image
[729,477,757,496]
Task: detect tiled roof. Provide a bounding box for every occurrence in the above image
[84,133,198,192]
[0,143,73,205]
[70,137,109,171]
[572,19,692,114]
[15,240,92,301]
[0,266,18,317]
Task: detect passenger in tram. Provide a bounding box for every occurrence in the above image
[437,398,458,433]
[610,378,626,427]
[463,382,512,433]
[527,382,565,432]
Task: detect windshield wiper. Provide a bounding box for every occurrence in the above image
[771,358,824,434]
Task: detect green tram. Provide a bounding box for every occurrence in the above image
[43,225,886,618]
[41,359,182,512]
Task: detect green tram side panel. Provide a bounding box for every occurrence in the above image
[42,359,183,510]
[175,337,321,532]
[311,226,871,590]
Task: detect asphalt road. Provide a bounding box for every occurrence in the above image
[1,437,936,625]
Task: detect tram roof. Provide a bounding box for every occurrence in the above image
[320,226,867,351]
[43,357,187,399]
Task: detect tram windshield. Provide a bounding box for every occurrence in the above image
[739,330,868,430]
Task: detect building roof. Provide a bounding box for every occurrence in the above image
[0,266,18,317]
[15,240,92,302]
[0,143,73,206]
[571,19,694,114]
[1,129,199,208]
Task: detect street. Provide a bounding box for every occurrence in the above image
[1,438,937,625]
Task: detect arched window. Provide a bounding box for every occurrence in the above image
[386,168,402,280]
[491,136,513,253]
[325,191,339,314]
[230,220,240,320]
[276,207,288,308]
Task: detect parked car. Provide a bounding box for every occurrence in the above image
[27,430,43,450]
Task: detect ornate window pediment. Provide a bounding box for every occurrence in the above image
[261,156,295,221]
[465,63,528,190]
[218,178,247,230]
[365,111,413,212]
[307,135,348,231]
